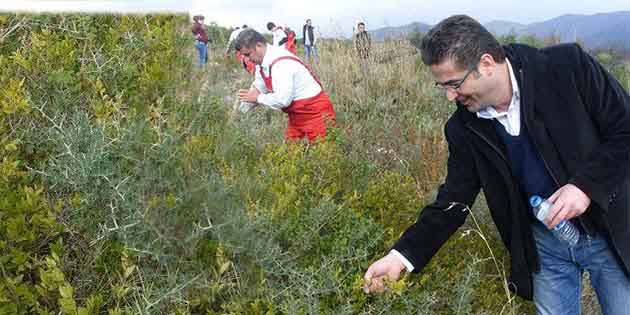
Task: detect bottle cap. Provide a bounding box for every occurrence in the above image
[529,195,542,207]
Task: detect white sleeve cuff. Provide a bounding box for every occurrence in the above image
[390,249,414,272]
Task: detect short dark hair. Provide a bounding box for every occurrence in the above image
[235,29,267,51]
[306,19,311,23]
[420,15,505,70]
[358,22,365,27]
[267,22,275,31]
[242,24,248,28]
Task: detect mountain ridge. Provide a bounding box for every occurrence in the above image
[368,11,630,51]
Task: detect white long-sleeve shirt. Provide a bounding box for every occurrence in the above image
[271,28,287,46]
[391,58,522,273]
[226,28,243,51]
[253,44,321,110]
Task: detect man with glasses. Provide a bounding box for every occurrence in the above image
[434,67,474,92]
[364,15,630,314]
[235,29,336,142]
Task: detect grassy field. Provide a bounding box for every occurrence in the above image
[2,13,628,314]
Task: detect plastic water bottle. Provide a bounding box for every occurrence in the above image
[529,195,580,247]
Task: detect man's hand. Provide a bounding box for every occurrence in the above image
[238,88,260,103]
[546,184,591,228]
[363,252,406,293]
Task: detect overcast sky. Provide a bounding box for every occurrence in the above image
[197,0,629,37]
[1,0,190,14]
[3,1,629,37]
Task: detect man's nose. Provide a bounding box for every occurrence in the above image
[445,88,458,102]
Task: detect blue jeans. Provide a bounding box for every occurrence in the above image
[532,221,630,315]
[195,41,207,67]
[304,45,318,61]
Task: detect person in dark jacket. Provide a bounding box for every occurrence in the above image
[363,15,630,314]
[303,19,318,62]
[191,15,209,67]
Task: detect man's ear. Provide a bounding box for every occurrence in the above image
[478,53,497,76]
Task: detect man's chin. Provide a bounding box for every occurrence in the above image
[464,104,479,113]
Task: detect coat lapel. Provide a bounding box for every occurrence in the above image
[518,61,569,186]
[459,109,513,181]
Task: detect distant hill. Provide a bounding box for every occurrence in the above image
[369,22,430,41]
[521,11,630,51]
[368,11,630,51]
[484,20,527,36]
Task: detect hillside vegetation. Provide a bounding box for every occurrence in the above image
[2,13,628,314]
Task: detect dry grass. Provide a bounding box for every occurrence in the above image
[313,39,451,197]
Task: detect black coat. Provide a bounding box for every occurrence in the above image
[303,24,315,45]
[393,43,630,300]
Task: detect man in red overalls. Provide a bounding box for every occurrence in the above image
[226,25,256,74]
[236,29,335,142]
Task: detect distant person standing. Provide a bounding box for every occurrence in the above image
[191,15,209,67]
[303,19,319,62]
[354,22,371,73]
[225,26,242,55]
[235,29,336,142]
[267,22,288,48]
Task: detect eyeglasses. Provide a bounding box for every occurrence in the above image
[240,49,253,58]
[240,46,259,58]
[434,68,475,91]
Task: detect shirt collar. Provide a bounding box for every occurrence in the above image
[476,58,520,120]
[261,44,276,70]
[260,44,292,71]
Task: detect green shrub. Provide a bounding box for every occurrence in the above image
[9,13,624,314]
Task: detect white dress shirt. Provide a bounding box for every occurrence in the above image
[391,58,522,273]
[476,58,521,136]
[253,44,322,110]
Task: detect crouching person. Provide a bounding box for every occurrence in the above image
[236,29,336,142]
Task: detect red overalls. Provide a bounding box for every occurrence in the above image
[260,56,336,142]
[285,31,297,55]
